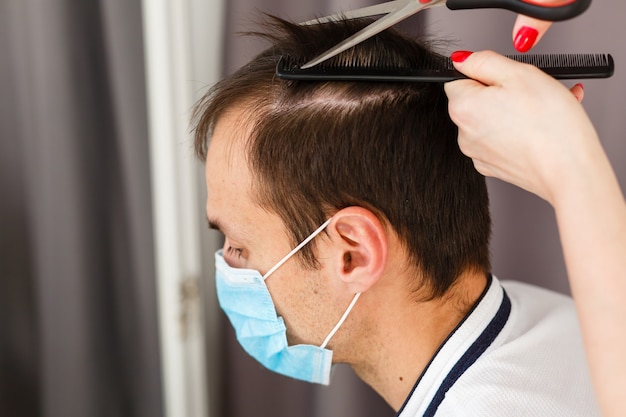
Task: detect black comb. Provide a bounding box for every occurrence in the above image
[276,53,614,82]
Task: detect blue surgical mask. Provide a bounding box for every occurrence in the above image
[214,218,361,385]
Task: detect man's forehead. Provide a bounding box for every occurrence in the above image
[207,119,247,167]
[204,108,259,241]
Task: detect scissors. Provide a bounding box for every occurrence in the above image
[300,0,592,69]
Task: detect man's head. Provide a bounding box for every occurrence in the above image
[194,17,491,299]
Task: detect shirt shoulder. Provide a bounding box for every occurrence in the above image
[436,280,600,417]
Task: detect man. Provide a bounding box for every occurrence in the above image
[193,17,600,416]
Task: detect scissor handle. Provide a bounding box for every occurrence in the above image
[446,0,591,21]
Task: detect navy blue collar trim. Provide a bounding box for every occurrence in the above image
[423,286,510,416]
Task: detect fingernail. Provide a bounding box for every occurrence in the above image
[450,50,473,63]
[514,26,539,53]
[575,82,584,91]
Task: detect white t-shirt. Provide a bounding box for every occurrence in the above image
[397,276,600,417]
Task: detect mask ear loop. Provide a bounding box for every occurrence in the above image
[260,216,360,349]
[262,218,333,280]
[320,292,361,349]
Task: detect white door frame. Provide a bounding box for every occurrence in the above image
[141,0,224,416]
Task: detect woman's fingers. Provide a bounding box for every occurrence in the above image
[570,83,585,103]
[512,16,553,52]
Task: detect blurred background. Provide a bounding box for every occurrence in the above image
[1,1,624,417]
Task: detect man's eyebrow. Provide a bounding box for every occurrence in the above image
[206,217,223,233]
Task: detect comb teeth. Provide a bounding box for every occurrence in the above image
[276,53,614,82]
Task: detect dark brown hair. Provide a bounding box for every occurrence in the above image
[193,16,491,297]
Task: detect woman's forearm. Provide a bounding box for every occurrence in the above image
[553,146,626,417]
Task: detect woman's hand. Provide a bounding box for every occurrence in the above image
[444,50,592,206]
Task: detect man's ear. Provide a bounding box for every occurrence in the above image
[327,207,388,293]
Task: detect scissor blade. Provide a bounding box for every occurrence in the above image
[300,0,408,25]
[301,1,427,69]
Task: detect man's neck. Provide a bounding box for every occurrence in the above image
[349,269,488,411]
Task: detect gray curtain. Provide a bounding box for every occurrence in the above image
[0,1,162,417]
[214,1,626,417]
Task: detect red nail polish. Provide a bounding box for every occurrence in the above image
[575,83,584,91]
[514,26,539,53]
[450,50,473,63]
